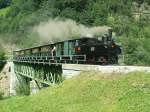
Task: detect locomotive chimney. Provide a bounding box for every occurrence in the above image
[108,29,112,38]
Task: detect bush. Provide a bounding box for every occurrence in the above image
[15,77,30,96]
[0,47,5,60]
[0,91,4,100]
[0,45,6,71]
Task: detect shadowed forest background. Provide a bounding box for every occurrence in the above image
[0,0,150,65]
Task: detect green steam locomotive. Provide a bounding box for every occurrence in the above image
[13,30,121,65]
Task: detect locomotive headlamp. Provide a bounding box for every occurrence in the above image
[78,47,80,51]
[112,44,115,48]
[75,47,80,52]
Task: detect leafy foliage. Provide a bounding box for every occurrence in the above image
[15,76,30,96]
[0,0,11,9]
[0,91,4,100]
[0,45,6,71]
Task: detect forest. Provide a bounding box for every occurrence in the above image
[0,0,150,65]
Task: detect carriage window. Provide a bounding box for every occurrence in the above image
[91,47,95,52]
[98,37,102,41]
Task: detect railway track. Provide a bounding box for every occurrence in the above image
[2,60,150,79]
[3,60,150,74]
[62,64,150,79]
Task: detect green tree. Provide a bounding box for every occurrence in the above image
[0,91,4,100]
[0,0,11,9]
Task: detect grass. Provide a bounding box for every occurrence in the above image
[0,71,150,112]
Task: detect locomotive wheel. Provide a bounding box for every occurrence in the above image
[99,56,107,65]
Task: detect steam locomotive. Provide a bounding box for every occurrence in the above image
[13,29,121,65]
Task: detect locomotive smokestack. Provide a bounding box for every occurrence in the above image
[108,29,112,38]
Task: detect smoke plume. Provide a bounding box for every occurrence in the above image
[34,18,111,43]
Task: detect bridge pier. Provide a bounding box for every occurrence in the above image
[10,62,17,95]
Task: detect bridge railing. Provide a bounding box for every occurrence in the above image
[13,55,87,64]
[13,54,131,65]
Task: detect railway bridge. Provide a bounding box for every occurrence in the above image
[11,52,87,95]
[10,50,150,95]
[11,54,150,94]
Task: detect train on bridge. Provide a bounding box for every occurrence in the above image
[13,29,121,65]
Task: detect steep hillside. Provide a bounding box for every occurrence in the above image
[0,72,150,112]
[0,0,150,65]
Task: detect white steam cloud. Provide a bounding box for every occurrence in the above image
[34,18,111,43]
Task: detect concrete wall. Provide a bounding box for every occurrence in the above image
[0,62,11,96]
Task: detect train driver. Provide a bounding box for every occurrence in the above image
[51,46,56,58]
